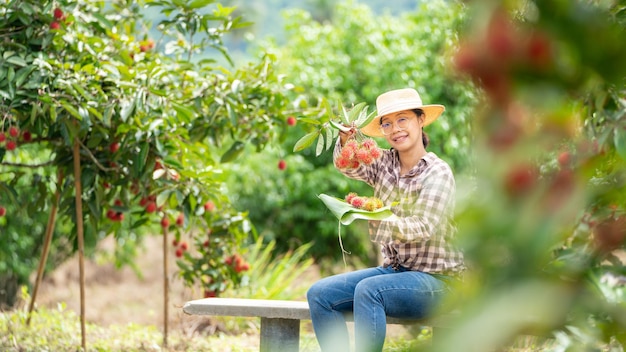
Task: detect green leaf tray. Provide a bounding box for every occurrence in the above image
[318,193,397,225]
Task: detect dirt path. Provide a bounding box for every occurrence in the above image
[33,235,198,330]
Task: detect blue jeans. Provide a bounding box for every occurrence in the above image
[307,266,451,352]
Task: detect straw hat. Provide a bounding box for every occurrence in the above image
[360,88,445,138]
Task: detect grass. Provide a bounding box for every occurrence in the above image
[0,302,428,351]
[2,302,560,352]
[1,301,260,351]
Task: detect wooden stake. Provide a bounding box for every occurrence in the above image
[73,139,86,350]
[27,169,64,326]
[163,226,169,347]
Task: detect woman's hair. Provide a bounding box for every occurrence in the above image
[412,109,430,148]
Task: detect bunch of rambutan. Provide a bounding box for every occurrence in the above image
[345,192,384,211]
[335,138,382,169]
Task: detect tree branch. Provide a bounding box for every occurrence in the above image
[0,160,55,168]
[77,139,117,172]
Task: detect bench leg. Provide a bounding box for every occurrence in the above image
[260,317,300,352]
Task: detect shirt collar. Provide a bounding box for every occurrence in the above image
[391,148,437,176]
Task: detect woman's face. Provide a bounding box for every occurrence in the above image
[379,110,423,151]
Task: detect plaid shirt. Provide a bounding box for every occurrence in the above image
[334,141,465,276]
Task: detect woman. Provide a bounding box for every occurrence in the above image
[307,88,465,352]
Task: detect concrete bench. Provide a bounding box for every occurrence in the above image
[182,297,454,352]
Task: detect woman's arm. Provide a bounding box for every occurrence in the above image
[377,163,455,243]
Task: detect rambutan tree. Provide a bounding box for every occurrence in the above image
[0,0,318,345]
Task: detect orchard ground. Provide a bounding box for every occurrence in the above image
[25,235,415,351]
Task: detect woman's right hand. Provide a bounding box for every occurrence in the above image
[338,126,356,146]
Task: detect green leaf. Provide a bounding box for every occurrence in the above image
[134,142,150,178]
[220,140,245,163]
[6,55,27,67]
[49,104,57,122]
[325,126,334,151]
[120,98,135,122]
[347,102,367,122]
[614,129,626,161]
[72,83,95,101]
[157,190,172,207]
[298,117,322,125]
[315,133,324,156]
[188,0,215,9]
[318,193,396,225]
[293,131,318,152]
[323,98,335,122]
[356,109,377,129]
[329,119,350,132]
[172,102,195,122]
[339,102,350,125]
[14,66,35,87]
[87,107,103,120]
[60,101,82,120]
[92,13,114,29]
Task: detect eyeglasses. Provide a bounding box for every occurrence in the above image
[379,117,413,135]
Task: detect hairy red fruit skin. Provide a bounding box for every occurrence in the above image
[203,201,215,212]
[6,141,17,151]
[454,44,480,76]
[0,206,6,217]
[161,217,170,228]
[287,116,297,126]
[526,32,553,69]
[145,202,157,213]
[9,126,19,138]
[179,242,188,251]
[557,151,571,168]
[53,8,64,19]
[175,248,183,258]
[0,133,5,142]
[22,131,32,142]
[504,164,538,197]
[278,159,287,170]
[50,21,60,30]
[106,209,123,221]
[109,142,120,153]
[485,11,516,61]
[176,213,184,226]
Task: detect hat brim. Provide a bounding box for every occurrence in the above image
[360,104,445,138]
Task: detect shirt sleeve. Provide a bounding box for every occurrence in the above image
[377,162,455,243]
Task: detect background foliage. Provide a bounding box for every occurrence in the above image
[0,0,318,306]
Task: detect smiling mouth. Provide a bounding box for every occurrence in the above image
[392,134,408,142]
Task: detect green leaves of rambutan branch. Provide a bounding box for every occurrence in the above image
[293,100,377,156]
